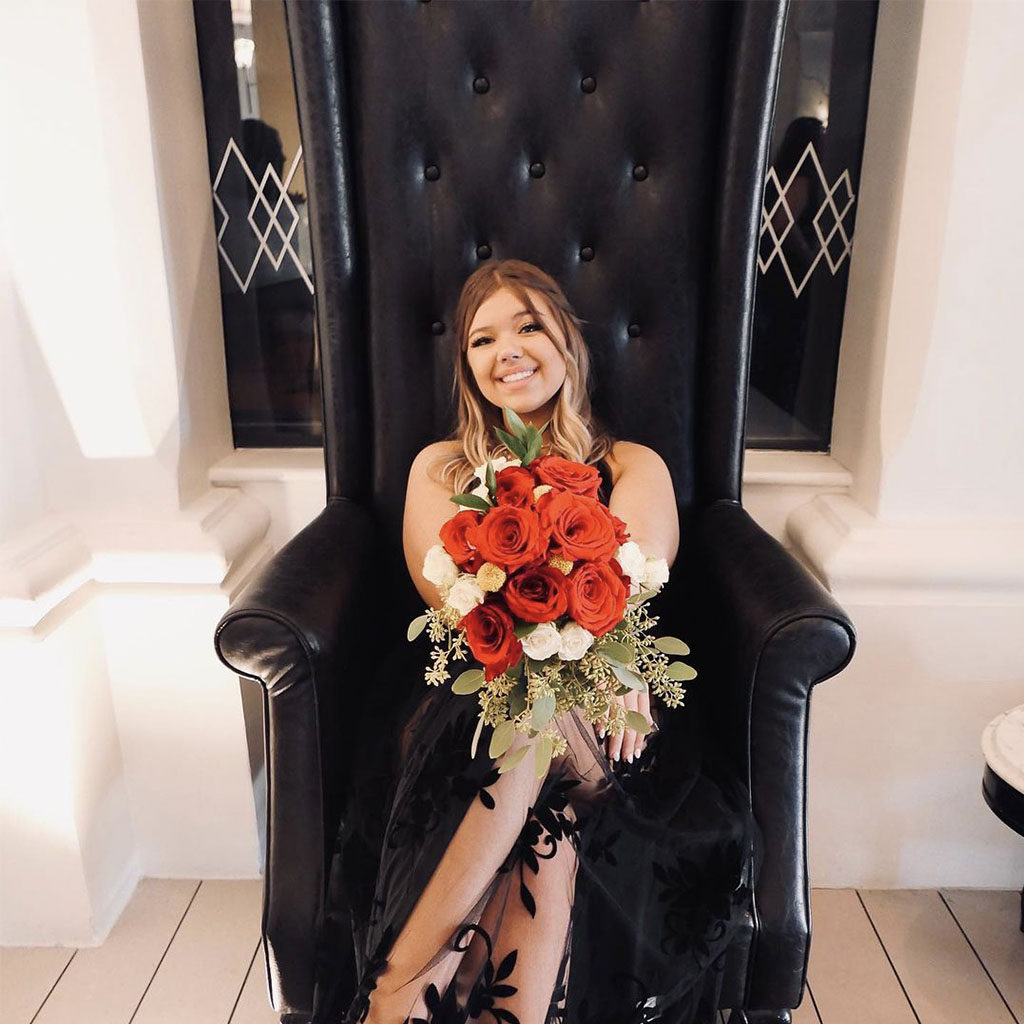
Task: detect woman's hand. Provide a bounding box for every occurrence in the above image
[595,688,654,763]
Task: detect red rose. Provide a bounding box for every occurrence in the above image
[504,565,569,623]
[458,600,523,680]
[494,466,538,508]
[439,509,485,572]
[467,505,549,572]
[610,513,630,545]
[537,490,619,563]
[566,560,628,637]
[531,454,602,498]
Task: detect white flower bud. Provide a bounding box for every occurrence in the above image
[445,575,486,616]
[520,622,562,660]
[558,622,595,661]
[615,541,647,587]
[642,557,670,591]
[422,544,458,589]
[472,455,522,484]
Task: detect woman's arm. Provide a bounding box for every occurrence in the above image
[402,442,463,609]
[606,441,680,569]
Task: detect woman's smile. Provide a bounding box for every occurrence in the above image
[496,366,538,386]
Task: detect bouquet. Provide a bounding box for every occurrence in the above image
[407,408,696,779]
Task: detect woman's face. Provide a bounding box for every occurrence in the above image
[465,286,568,429]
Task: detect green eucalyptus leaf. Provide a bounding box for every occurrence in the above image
[498,744,530,775]
[533,734,554,779]
[513,621,539,639]
[599,640,635,665]
[625,710,653,735]
[654,636,690,656]
[407,614,429,642]
[493,427,527,461]
[450,493,492,512]
[531,692,556,730]
[628,588,660,604]
[611,662,647,692]
[485,459,497,495]
[523,432,542,466]
[470,714,485,759]
[452,668,486,694]
[504,406,529,439]
[489,720,516,758]
[667,661,698,681]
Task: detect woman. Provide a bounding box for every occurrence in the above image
[312,260,761,1024]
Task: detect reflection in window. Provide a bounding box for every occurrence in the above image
[194,0,322,447]
[748,0,879,450]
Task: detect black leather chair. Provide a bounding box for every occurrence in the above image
[213,3,857,1022]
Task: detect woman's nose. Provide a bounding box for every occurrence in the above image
[497,337,523,361]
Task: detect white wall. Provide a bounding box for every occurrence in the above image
[0,0,1021,946]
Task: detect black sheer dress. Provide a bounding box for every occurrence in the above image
[311,458,762,1024]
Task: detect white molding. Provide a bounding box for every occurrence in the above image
[788,493,1024,604]
[743,449,854,487]
[0,488,271,633]
[208,447,325,484]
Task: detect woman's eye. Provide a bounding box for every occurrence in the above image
[469,323,541,349]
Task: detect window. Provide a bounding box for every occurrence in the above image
[747,0,880,450]
[194,0,321,447]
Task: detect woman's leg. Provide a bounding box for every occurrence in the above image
[364,729,550,1023]
[364,711,612,1024]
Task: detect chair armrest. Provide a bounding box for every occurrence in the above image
[671,499,857,1009]
[213,497,375,1018]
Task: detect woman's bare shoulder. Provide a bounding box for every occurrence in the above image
[604,440,667,483]
[410,439,463,487]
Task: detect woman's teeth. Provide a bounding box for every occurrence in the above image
[500,368,536,383]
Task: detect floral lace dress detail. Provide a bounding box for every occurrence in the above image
[310,460,762,1024]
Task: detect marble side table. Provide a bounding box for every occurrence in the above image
[982,702,1024,932]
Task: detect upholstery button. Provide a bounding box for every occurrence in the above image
[473,76,489,94]
[476,244,492,259]
[529,161,545,178]
[628,323,641,337]
[633,164,648,181]
[424,164,440,181]
[579,246,594,261]
[431,320,445,335]
[581,75,596,93]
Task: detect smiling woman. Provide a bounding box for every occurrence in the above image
[311,259,761,1024]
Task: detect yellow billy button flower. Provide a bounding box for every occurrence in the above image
[476,562,507,592]
[548,556,573,575]
[533,484,553,500]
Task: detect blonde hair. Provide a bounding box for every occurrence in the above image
[436,259,615,494]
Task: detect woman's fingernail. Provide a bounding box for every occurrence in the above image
[626,752,633,763]
[599,727,606,739]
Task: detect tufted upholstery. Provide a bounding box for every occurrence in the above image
[213,3,858,1022]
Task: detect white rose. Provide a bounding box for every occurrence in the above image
[445,575,486,616]
[422,544,458,589]
[472,455,522,484]
[558,622,595,661]
[469,480,490,500]
[615,541,647,590]
[520,622,562,661]
[642,557,670,591]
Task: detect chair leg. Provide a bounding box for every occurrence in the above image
[726,1011,792,1024]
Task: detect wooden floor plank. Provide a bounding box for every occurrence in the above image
[0,946,75,1024]
[131,879,263,1024]
[229,941,281,1024]
[806,888,918,1024]
[861,889,1016,1024]
[940,888,1023,1022]
[793,983,822,1023]
[25,879,198,1024]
